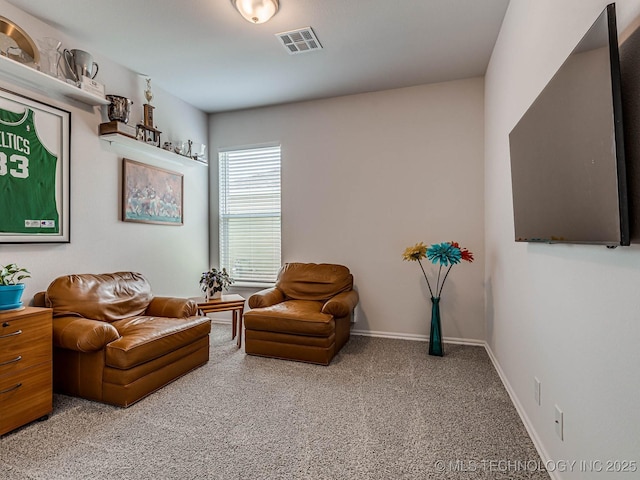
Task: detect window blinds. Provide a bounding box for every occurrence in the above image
[219,145,281,284]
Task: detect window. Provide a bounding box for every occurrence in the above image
[219,145,281,284]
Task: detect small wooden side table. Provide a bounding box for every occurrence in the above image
[192,294,246,348]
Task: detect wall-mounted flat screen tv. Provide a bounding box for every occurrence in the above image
[509,3,629,246]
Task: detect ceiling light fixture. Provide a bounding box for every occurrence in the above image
[231,0,279,24]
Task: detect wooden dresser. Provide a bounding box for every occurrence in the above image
[0,307,52,435]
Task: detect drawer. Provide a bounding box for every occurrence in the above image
[0,361,52,435]
[0,313,52,376]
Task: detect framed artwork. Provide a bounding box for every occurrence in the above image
[0,88,71,243]
[122,158,183,225]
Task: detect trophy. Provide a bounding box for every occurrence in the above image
[136,78,161,147]
[62,48,99,83]
[106,95,133,124]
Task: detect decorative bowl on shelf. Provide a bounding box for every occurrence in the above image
[0,16,40,66]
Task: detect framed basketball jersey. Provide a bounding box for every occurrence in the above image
[0,88,70,243]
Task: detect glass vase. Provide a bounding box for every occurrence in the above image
[36,37,62,78]
[429,296,443,356]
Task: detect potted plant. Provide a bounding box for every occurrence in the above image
[199,267,233,300]
[0,263,31,310]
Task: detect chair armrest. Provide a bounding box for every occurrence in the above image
[145,297,198,318]
[248,287,285,309]
[53,316,120,352]
[33,291,50,307]
[322,290,359,317]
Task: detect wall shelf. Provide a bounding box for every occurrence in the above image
[99,132,208,167]
[0,55,109,106]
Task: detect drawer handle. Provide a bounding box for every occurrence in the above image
[0,329,22,339]
[0,383,22,395]
[0,355,22,366]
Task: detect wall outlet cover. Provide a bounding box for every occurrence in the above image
[554,404,564,441]
[534,377,541,406]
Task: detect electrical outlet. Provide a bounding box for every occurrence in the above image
[555,405,564,441]
[534,377,541,405]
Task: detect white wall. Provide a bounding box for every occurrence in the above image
[0,0,209,299]
[210,79,485,341]
[485,1,640,477]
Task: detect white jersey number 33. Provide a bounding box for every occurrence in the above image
[0,152,29,178]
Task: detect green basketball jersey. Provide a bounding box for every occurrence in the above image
[0,107,59,234]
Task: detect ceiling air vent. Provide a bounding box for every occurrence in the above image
[276,27,322,55]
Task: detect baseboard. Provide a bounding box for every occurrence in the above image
[350,328,485,347]
[483,343,560,480]
[207,316,232,325]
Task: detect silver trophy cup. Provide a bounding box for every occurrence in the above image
[63,49,99,82]
[106,95,133,124]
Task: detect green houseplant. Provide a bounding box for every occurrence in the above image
[0,263,31,310]
[199,267,233,300]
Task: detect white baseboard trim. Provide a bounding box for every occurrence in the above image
[350,329,485,347]
[483,344,559,480]
[208,316,232,325]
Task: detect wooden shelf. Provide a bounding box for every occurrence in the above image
[0,55,109,106]
[99,132,208,167]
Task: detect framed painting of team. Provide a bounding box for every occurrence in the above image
[0,88,70,243]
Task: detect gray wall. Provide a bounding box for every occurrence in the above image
[0,0,210,299]
[210,79,486,342]
[485,1,640,476]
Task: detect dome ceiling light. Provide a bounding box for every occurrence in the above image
[231,0,279,24]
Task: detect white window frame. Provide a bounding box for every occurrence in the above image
[218,144,281,286]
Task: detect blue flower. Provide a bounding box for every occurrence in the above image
[426,242,461,266]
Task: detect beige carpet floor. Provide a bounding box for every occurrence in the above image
[0,324,550,479]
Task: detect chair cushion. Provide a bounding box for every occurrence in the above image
[106,316,211,369]
[276,263,353,301]
[46,272,153,322]
[244,300,334,336]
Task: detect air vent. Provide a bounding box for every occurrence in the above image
[276,27,322,55]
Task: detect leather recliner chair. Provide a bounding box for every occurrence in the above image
[34,272,211,407]
[243,263,359,365]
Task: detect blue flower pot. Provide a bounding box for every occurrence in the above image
[0,284,25,310]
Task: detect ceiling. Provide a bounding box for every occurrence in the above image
[6,0,510,113]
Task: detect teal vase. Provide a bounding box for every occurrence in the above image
[429,296,443,356]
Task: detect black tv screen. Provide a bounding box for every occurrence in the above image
[509,3,629,246]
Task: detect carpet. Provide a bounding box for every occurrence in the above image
[0,324,550,479]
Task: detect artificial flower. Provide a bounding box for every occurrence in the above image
[403,241,473,298]
[402,242,427,261]
[450,241,474,263]
[427,242,461,266]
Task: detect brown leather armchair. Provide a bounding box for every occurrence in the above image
[244,263,359,365]
[34,272,211,407]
